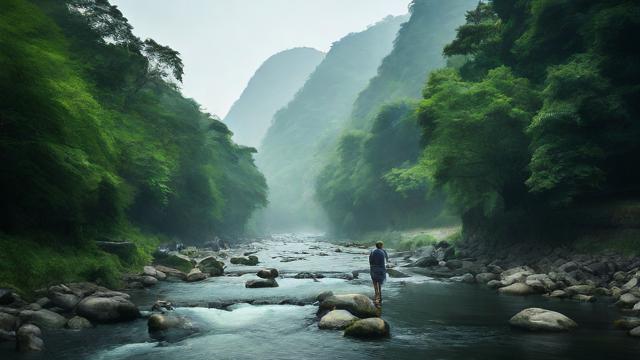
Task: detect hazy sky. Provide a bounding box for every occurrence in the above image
[111,0,410,118]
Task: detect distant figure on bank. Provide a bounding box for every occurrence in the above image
[369,241,389,307]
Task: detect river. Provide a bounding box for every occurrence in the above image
[1,234,639,359]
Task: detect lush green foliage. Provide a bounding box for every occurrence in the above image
[224,48,325,148]
[0,0,267,291]
[256,16,406,231]
[414,0,640,240]
[317,102,450,234]
[316,0,474,235]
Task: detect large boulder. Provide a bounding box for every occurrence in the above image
[154,253,194,273]
[525,274,555,292]
[141,276,159,287]
[498,283,535,296]
[198,256,225,276]
[66,316,92,330]
[19,309,67,329]
[230,256,259,266]
[476,273,498,284]
[630,326,640,337]
[16,324,43,352]
[622,277,638,291]
[318,310,358,330]
[319,294,378,318]
[617,293,640,308]
[501,266,533,286]
[565,284,595,296]
[143,266,158,277]
[256,268,279,279]
[0,312,17,331]
[408,256,438,268]
[148,313,197,341]
[344,318,390,339]
[245,279,278,288]
[510,308,577,331]
[48,292,80,311]
[186,269,207,282]
[153,265,187,281]
[76,295,139,323]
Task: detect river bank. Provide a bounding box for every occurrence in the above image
[1,234,639,359]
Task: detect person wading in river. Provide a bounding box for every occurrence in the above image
[369,241,389,307]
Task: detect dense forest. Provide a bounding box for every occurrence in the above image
[0,0,267,291]
[316,0,640,245]
[316,0,475,235]
[224,47,325,148]
[255,15,406,232]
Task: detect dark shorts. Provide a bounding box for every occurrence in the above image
[370,266,386,284]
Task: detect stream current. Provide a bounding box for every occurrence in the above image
[2,234,639,360]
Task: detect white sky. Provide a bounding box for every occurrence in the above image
[111,0,410,118]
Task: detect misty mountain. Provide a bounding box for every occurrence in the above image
[256,15,408,232]
[349,0,476,129]
[315,0,476,235]
[224,47,325,148]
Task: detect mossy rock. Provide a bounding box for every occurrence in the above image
[230,255,259,266]
[198,256,224,276]
[153,252,193,273]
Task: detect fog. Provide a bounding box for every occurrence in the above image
[111,0,410,118]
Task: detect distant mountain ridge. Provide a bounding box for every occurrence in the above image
[256,15,408,232]
[224,47,325,148]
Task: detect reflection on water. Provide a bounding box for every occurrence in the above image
[1,237,639,360]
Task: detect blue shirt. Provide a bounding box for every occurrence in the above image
[369,248,388,267]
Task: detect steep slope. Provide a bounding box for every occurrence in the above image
[349,0,476,129]
[316,0,475,235]
[256,15,407,232]
[224,47,325,148]
[0,0,267,292]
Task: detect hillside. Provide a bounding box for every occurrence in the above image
[256,15,407,232]
[224,47,325,148]
[316,0,476,234]
[0,0,267,292]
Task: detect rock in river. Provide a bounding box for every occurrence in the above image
[245,279,278,288]
[77,295,140,323]
[499,283,535,296]
[186,269,207,282]
[630,326,640,337]
[66,316,92,330]
[16,324,43,352]
[230,255,259,266]
[257,268,279,279]
[617,293,639,308]
[318,310,358,330]
[19,309,67,329]
[344,318,390,339]
[475,272,497,284]
[198,256,225,276]
[0,312,17,331]
[510,308,577,331]
[148,313,197,341]
[408,256,438,268]
[48,291,80,311]
[319,294,378,318]
[154,265,187,281]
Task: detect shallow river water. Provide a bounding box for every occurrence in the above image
[2,235,639,359]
